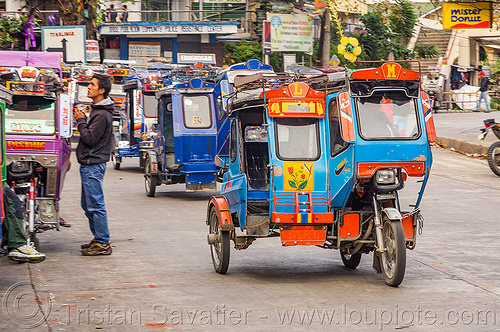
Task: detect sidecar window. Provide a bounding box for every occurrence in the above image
[275,118,319,161]
[182,95,212,129]
[329,99,348,155]
[356,91,419,140]
[143,94,157,118]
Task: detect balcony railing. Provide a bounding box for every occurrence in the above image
[0,8,251,32]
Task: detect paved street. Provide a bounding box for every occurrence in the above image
[1,147,500,332]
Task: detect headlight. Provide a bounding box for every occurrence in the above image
[375,169,396,184]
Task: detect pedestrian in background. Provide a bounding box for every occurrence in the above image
[107,4,117,23]
[477,71,491,113]
[73,73,114,256]
[120,4,128,22]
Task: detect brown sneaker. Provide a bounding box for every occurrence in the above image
[81,242,112,256]
[81,240,97,249]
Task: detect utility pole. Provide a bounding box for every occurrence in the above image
[320,8,330,68]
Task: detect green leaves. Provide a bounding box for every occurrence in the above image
[298,181,308,190]
[0,16,25,49]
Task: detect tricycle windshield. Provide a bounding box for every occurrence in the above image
[182,94,212,129]
[6,95,56,135]
[355,91,419,140]
[275,118,320,161]
[143,94,157,118]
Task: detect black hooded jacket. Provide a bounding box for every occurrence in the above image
[76,97,114,165]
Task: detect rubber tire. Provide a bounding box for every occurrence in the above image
[112,153,121,170]
[380,219,406,287]
[340,248,362,269]
[487,141,500,177]
[209,208,230,274]
[144,159,157,197]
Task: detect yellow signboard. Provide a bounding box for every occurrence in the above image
[442,2,492,29]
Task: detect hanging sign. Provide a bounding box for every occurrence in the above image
[442,2,492,29]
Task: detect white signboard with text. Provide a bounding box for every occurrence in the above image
[100,24,237,35]
[86,40,100,63]
[266,14,313,53]
[42,26,86,64]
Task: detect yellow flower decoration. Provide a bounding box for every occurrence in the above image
[337,36,362,63]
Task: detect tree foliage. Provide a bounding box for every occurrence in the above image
[354,0,417,62]
[0,16,33,50]
[413,44,439,60]
[54,0,101,39]
[224,40,262,64]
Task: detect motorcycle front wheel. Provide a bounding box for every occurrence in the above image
[380,218,406,287]
[487,141,500,177]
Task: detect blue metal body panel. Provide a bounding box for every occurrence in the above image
[220,173,247,230]
[153,78,229,190]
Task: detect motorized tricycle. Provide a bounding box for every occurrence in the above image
[206,61,436,286]
[113,68,164,169]
[144,76,229,196]
[0,51,72,248]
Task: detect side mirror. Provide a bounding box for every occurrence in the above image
[420,91,437,142]
[337,91,355,143]
[59,93,72,138]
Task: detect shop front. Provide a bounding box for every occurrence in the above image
[98,22,239,66]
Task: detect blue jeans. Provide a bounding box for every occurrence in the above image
[477,91,491,112]
[80,163,109,244]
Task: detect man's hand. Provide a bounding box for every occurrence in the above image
[73,105,85,121]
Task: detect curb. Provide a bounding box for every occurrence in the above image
[436,137,488,156]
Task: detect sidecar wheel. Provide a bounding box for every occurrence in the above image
[209,207,230,274]
[112,153,121,170]
[144,159,157,197]
[340,248,362,269]
[380,219,406,287]
[487,141,500,177]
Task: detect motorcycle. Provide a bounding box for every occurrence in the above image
[479,118,500,176]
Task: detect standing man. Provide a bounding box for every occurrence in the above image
[107,4,117,23]
[119,5,128,22]
[73,73,114,256]
[477,71,491,113]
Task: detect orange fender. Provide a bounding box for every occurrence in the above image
[207,196,234,231]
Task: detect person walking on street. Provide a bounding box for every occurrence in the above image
[119,5,128,22]
[477,71,491,113]
[73,73,114,256]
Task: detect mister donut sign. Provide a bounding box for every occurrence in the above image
[442,2,492,29]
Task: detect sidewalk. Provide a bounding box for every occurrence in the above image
[433,109,499,155]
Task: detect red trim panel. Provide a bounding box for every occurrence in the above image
[272,212,334,224]
[350,63,419,81]
[357,161,426,178]
[279,226,327,246]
